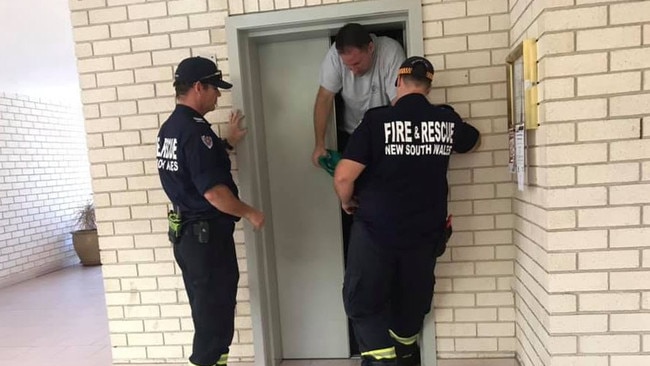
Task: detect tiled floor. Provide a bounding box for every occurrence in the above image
[0,265,112,366]
[0,265,360,366]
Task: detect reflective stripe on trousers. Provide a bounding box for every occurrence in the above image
[361,346,397,360]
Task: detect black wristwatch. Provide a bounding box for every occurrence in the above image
[223,139,234,151]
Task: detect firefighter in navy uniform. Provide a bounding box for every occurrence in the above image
[157,56,265,366]
[334,56,480,366]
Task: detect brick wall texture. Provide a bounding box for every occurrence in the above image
[67,0,649,364]
[0,93,92,287]
[512,0,650,366]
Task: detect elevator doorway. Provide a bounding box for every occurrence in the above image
[225,1,432,365]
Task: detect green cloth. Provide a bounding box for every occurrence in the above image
[318,149,341,176]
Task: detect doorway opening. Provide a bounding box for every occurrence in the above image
[225,1,429,365]
[328,22,407,357]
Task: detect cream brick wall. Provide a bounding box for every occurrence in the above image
[69,0,255,362]
[0,92,92,288]
[428,0,516,360]
[514,0,650,366]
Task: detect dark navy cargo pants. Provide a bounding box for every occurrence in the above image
[174,219,238,366]
[343,220,437,360]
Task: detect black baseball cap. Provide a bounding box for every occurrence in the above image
[174,56,232,89]
[397,56,435,83]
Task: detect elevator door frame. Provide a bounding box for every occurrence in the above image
[225,1,433,365]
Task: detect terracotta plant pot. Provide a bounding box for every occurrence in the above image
[72,229,100,266]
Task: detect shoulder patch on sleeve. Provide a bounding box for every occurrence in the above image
[201,135,213,149]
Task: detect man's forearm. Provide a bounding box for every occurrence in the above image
[314,88,334,147]
[334,159,365,204]
[334,176,354,204]
[204,185,255,219]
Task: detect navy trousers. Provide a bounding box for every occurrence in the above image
[174,220,238,366]
[343,221,437,359]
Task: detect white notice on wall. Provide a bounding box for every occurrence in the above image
[515,125,525,191]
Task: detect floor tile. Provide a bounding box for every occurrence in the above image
[0,265,360,366]
[0,265,112,366]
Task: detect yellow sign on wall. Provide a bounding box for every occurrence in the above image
[506,39,539,131]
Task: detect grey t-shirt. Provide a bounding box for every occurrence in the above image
[319,34,405,134]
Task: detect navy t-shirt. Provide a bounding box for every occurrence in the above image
[343,93,479,247]
[157,104,239,221]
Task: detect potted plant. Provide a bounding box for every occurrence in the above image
[72,201,100,266]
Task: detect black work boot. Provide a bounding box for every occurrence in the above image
[394,343,421,366]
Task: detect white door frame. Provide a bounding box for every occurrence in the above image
[225,2,434,366]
